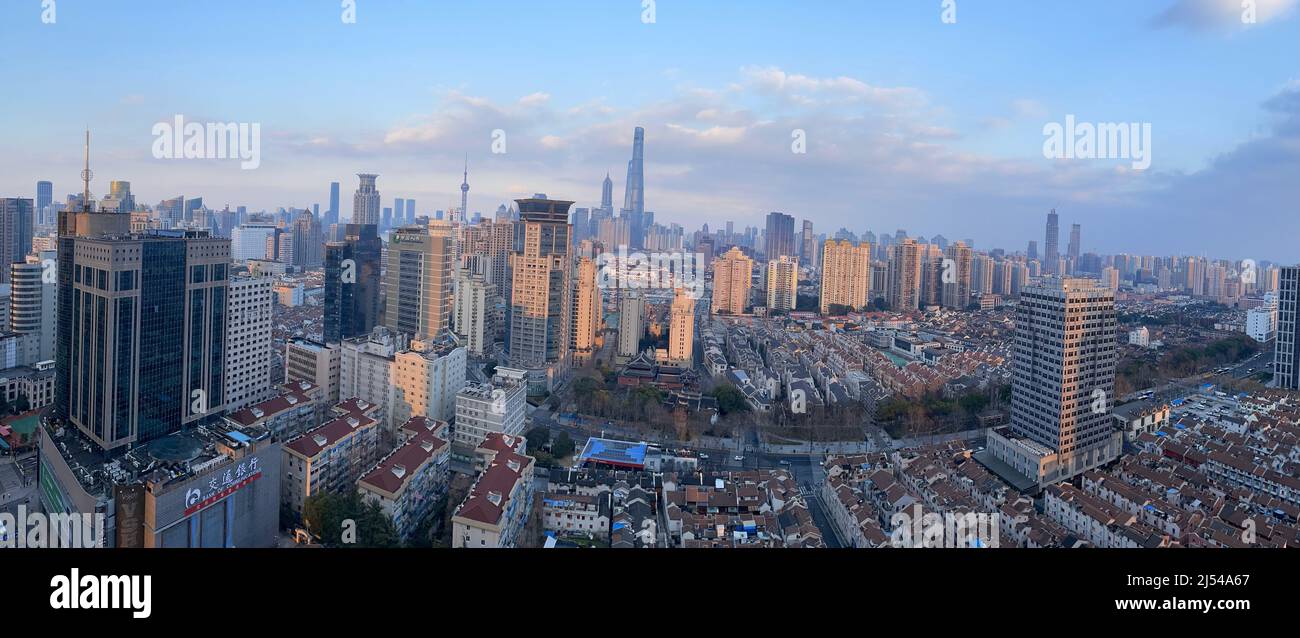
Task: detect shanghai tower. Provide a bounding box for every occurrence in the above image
[621,127,645,248]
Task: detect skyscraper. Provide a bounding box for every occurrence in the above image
[989,278,1121,488]
[942,241,973,309]
[383,225,454,339]
[353,173,381,225]
[454,270,497,358]
[105,180,134,214]
[158,196,184,224]
[766,255,799,311]
[323,224,382,343]
[1067,223,1081,262]
[819,239,871,314]
[888,238,922,311]
[184,197,205,224]
[290,210,324,268]
[919,243,944,307]
[406,198,416,225]
[616,291,643,361]
[327,181,341,228]
[1275,266,1299,390]
[506,197,573,390]
[57,225,231,450]
[36,181,53,226]
[764,212,796,261]
[621,128,646,248]
[601,173,614,210]
[225,274,275,412]
[1043,209,1060,275]
[0,198,34,284]
[10,251,57,363]
[800,220,817,271]
[570,255,599,363]
[711,247,753,315]
[668,287,695,366]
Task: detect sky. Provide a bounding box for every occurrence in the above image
[1,0,1297,261]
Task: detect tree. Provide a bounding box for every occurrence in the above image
[551,431,576,458]
[525,426,551,453]
[302,490,399,548]
[709,384,751,416]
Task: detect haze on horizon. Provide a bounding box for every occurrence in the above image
[1,0,1297,261]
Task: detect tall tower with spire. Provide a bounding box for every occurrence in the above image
[459,157,470,223]
[621,127,645,248]
[601,173,614,210]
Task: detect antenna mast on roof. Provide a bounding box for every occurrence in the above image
[81,129,94,212]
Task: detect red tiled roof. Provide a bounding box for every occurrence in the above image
[456,448,534,526]
[359,422,448,496]
[285,411,376,459]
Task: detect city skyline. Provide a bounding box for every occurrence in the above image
[2,0,1298,260]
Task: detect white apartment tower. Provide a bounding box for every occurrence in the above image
[225,274,275,412]
[454,272,497,357]
[766,255,799,311]
[10,251,57,363]
[617,291,643,361]
[452,366,528,451]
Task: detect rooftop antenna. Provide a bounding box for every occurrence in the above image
[81,129,94,212]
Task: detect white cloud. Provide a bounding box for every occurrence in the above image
[740,66,926,109]
[1151,0,1298,31]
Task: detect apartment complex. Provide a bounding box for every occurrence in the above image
[357,416,451,542]
[819,239,871,314]
[281,398,384,521]
[452,432,536,548]
[710,247,752,316]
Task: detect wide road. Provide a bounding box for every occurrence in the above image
[1123,349,1273,405]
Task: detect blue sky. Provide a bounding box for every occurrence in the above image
[1,0,1297,260]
